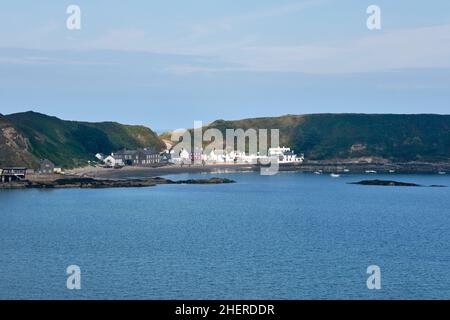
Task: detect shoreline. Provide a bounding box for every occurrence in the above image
[2,161,447,189]
[0,176,235,190]
[65,161,450,179]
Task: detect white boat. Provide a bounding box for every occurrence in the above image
[330,173,341,178]
[313,170,323,175]
[389,170,396,173]
[365,170,377,174]
[438,171,447,175]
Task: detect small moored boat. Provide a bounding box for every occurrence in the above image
[330,173,341,178]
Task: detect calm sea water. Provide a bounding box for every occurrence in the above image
[1,172,449,300]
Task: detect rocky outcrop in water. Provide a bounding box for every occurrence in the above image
[0,177,235,189]
[350,180,447,187]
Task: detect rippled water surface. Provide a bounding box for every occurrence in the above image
[1,173,449,299]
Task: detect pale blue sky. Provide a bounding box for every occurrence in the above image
[1,1,449,130]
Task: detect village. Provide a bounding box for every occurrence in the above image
[95,146,304,168]
[0,147,304,184]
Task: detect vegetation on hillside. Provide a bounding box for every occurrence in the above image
[0,114,39,167]
[205,114,450,162]
[2,112,450,168]
[3,111,165,168]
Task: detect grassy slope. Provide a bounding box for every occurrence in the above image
[205,114,450,162]
[4,111,165,168]
[3,112,450,167]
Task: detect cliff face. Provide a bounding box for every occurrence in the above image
[0,114,38,167]
[1,112,165,168]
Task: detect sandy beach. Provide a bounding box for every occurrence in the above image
[66,164,262,179]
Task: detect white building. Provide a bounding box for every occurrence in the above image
[170,149,191,164]
[95,153,105,161]
[268,147,304,164]
[169,146,304,165]
[180,149,190,161]
[103,155,117,167]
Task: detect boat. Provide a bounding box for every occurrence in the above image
[389,170,396,173]
[365,170,377,174]
[438,171,447,175]
[330,173,341,178]
[313,170,323,175]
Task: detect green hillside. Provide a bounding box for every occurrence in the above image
[205,114,450,162]
[2,111,165,168]
[0,114,39,168]
[2,112,450,168]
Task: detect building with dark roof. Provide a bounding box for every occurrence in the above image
[111,149,160,167]
[1,167,27,183]
[38,159,55,174]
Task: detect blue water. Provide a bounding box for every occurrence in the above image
[1,173,449,300]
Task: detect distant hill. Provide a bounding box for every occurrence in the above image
[0,111,165,168]
[3,112,450,168]
[203,114,450,162]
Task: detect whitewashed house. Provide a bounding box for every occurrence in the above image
[95,153,105,161]
[268,147,304,164]
[170,149,191,164]
[103,155,117,167]
[180,149,190,161]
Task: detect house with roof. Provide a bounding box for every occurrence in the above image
[136,149,160,166]
[103,155,117,167]
[111,150,136,166]
[1,167,27,183]
[38,159,55,174]
[109,148,161,167]
[95,153,105,161]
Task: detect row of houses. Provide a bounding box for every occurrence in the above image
[170,146,304,165]
[97,146,303,168]
[96,148,167,167]
[1,146,303,183]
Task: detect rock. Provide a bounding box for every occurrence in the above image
[1,176,235,189]
[350,179,447,188]
[350,180,421,187]
[175,177,235,184]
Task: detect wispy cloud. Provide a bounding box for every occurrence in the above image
[172,24,450,74]
[74,1,323,54]
[0,49,118,66]
[181,0,325,40]
[1,2,449,75]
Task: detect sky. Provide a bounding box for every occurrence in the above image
[0,0,450,131]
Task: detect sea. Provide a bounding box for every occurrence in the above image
[1,172,449,299]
